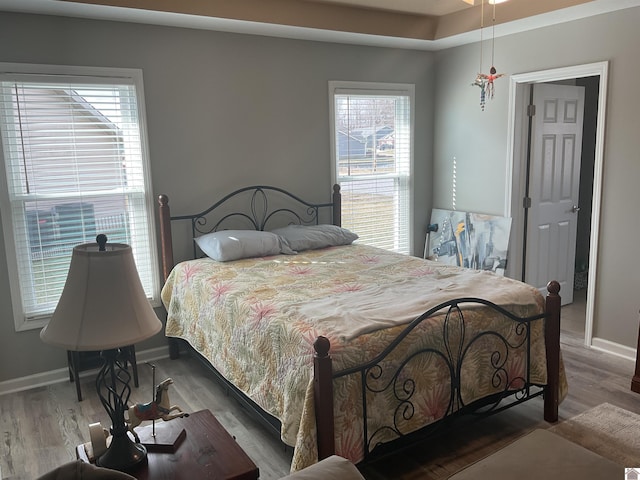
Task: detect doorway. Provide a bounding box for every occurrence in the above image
[504,62,609,347]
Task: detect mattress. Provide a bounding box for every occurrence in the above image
[161,243,563,469]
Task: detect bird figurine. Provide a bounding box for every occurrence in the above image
[478,66,505,100]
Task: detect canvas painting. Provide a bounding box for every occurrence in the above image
[427,208,512,276]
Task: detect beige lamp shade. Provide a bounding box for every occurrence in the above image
[40,241,162,351]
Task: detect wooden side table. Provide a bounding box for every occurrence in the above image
[77,409,259,480]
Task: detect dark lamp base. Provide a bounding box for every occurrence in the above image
[96,432,147,472]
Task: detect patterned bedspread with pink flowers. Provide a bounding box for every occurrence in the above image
[161,244,566,471]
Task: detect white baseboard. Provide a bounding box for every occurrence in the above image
[2,339,634,397]
[0,346,170,397]
[590,336,636,362]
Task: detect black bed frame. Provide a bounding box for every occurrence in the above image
[157,184,561,464]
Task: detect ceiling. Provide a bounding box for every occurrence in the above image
[303,0,475,16]
[1,0,638,50]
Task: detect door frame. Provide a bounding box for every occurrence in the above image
[504,61,608,347]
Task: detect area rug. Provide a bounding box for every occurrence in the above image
[549,403,640,467]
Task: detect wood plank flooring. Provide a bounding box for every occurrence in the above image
[1,307,638,479]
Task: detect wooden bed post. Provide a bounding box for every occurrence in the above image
[158,194,181,360]
[313,336,335,460]
[332,184,341,227]
[631,311,640,393]
[544,280,561,422]
[158,194,174,283]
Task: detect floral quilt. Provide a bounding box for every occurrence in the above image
[161,244,566,471]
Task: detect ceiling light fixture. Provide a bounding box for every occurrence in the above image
[463,0,509,4]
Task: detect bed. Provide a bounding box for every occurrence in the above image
[157,185,565,472]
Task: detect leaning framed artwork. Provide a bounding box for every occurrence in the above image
[427,208,512,276]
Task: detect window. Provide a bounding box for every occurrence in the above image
[0,64,159,331]
[330,81,414,254]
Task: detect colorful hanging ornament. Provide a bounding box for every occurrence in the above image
[472,1,505,110]
[471,74,487,111]
[478,66,505,101]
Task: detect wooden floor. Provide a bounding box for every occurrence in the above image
[1,297,638,479]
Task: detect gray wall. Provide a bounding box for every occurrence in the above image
[4,5,639,385]
[0,12,435,382]
[433,8,640,349]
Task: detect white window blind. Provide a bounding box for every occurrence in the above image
[0,65,159,331]
[330,82,414,254]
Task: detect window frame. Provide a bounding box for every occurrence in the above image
[329,81,415,255]
[0,63,160,332]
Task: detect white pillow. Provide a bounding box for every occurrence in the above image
[195,230,295,262]
[271,224,358,252]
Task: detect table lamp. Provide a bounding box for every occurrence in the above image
[41,234,162,472]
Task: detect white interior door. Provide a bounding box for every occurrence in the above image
[525,83,585,305]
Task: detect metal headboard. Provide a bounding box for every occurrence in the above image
[158,184,341,278]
